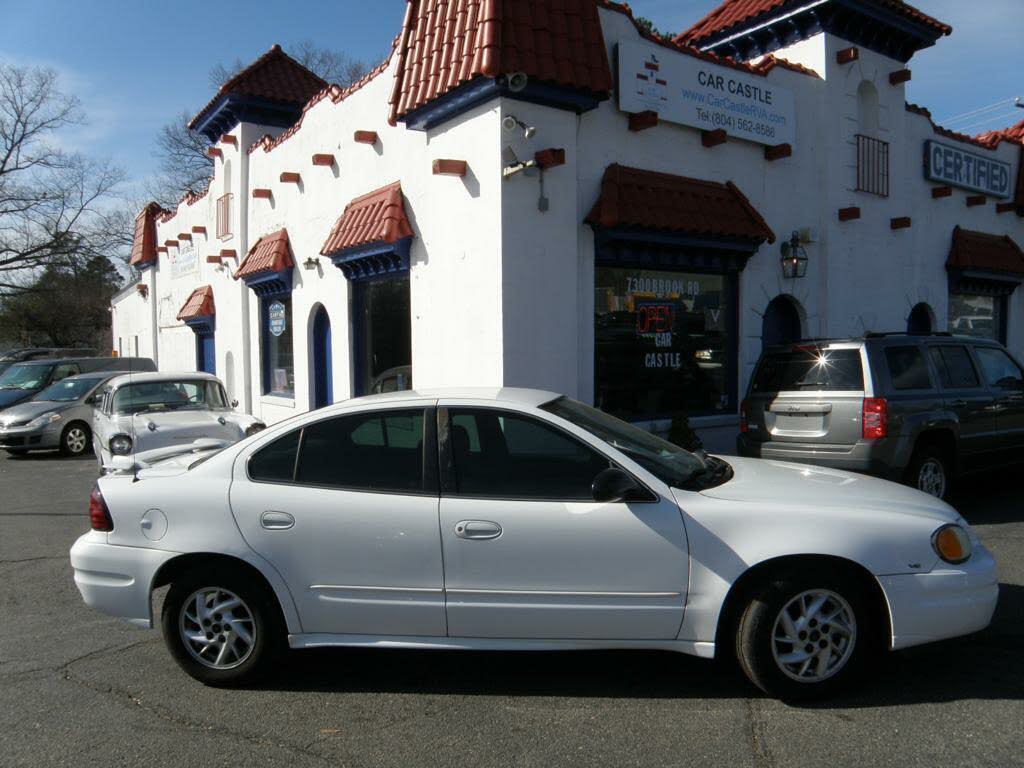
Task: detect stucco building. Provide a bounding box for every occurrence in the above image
[111,0,1024,446]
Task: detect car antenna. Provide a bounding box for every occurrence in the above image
[129,355,139,483]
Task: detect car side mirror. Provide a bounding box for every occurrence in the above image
[592,467,644,503]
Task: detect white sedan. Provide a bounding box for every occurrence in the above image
[69,388,998,699]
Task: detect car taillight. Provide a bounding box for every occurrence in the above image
[89,486,113,532]
[739,399,750,434]
[862,397,887,440]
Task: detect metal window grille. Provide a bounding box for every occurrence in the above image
[216,193,233,238]
[855,134,889,197]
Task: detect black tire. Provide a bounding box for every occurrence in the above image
[735,568,878,701]
[905,446,950,499]
[59,422,92,457]
[161,567,284,687]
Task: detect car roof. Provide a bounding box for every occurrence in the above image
[343,386,561,408]
[104,371,222,387]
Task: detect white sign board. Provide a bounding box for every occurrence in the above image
[924,140,1012,200]
[617,40,796,147]
[170,243,198,279]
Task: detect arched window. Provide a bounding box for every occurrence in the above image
[907,303,934,335]
[857,81,879,135]
[762,295,804,349]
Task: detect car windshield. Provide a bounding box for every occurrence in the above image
[34,376,106,403]
[541,396,708,488]
[0,363,54,390]
[112,380,227,414]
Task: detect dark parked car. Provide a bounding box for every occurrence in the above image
[0,357,154,412]
[737,332,1024,498]
[0,347,97,376]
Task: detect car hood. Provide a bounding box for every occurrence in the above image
[699,456,959,524]
[0,400,73,424]
[0,388,36,410]
[127,409,246,437]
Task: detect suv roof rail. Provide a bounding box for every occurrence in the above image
[863,331,954,338]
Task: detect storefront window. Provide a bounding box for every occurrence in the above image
[948,293,1004,342]
[595,266,734,421]
[356,276,411,395]
[263,296,294,395]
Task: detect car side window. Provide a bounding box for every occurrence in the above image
[446,409,610,500]
[928,346,980,389]
[974,347,1024,391]
[51,363,80,382]
[885,346,932,390]
[296,409,425,493]
[248,429,301,483]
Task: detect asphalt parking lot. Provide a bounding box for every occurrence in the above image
[1,450,1021,768]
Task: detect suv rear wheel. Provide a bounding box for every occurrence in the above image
[905,446,949,499]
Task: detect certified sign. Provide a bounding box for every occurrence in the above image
[268,301,287,337]
[924,140,1012,199]
[617,40,796,147]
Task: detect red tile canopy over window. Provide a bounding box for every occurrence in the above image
[128,202,166,267]
[586,164,775,245]
[320,182,413,256]
[234,229,295,280]
[947,227,1024,275]
[176,285,216,321]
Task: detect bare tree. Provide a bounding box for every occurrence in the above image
[0,64,125,296]
[209,40,368,89]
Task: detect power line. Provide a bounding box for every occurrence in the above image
[953,110,1024,134]
[937,97,1018,126]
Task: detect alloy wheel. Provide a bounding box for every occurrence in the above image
[65,427,88,455]
[179,587,256,670]
[916,459,946,498]
[770,589,857,683]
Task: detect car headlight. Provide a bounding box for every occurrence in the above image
[109,434,133,456]
[932,523,972,565]
[244,423,266,438]
[28,412,62,428]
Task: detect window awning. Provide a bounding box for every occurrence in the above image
[128,202,166,268]
[235,229,295,295]
[947,226,1024,295]
[176,285,215,333]
[320,182,414,280]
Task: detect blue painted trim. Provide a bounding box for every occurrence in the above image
[592,227,761,273]
[195,331,216,375]
[184,316,216,335]
[312,306,332,408]
[242,268,293,298]
[135,261,156,271]
[327,237,412,282]
[400,76,605,132]
[193,94,307,142]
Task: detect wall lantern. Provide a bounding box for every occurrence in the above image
[780,231,808,279]
[303,256,319,271]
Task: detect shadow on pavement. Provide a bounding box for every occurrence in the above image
[6,449,94,462]
[951,466,1024,525]
[254,583,1021,706]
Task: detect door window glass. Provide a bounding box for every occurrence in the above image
[929,346,980,389]
[263,296,294,395]
[249,429,301,483]
[447,409,610,499]
[358,277,411,396]
[974,347,1024,391]
[296,410,424,492]
[51,363,80,382]
[949,293,1003,342]
[885,346,932,390]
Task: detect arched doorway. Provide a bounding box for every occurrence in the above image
[907,302,934,335]
[762,295,803,348]
[310,305,333,409]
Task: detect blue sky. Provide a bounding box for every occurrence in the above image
[1,0,1021,194]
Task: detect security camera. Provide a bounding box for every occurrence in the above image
[502,113,537,140]
[506,71,528,93]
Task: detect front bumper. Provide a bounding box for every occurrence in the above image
[0,423,61,450]
[69,533,179,628]
[879,543,999,650]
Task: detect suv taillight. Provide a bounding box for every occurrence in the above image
[739,399,750,434]
[89,486,113,532]
[862,398,887,440]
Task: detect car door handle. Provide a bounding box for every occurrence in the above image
[454,520,502,540]
[261,511,295,530]
[948,399,967,408]
[985,404,1005,412]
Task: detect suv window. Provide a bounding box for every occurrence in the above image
[296,409,424,493]
[51,363,80,382]
[249,429,301,483]
[929,346,980,389]
[885,346,932,390]
[447,409,610,499]
[974,347,1024,391]
[750,348,864,393]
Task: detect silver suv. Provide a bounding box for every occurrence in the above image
[737,333,1024,498]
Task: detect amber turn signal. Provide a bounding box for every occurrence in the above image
[932,524,971,565]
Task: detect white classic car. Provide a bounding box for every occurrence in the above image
[92,372,264,470]
[70,388,998,699]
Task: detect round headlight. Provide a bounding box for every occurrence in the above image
[29,412,62,428]
[932,523,972,565]
[244,423,266,438]
[109,434,133,456]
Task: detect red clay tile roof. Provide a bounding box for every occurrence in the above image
[189,45,328,130]
[320,182,414,255]
[176,285,215,320]
[679,0,950,46]
[129,202,167,267]
[977,119,1024,147]
[586,164,775,244]
[388,0,613,124]
[752,54,821,79]
[905,103,1018,150]
[947,227,1024,275]
[234,229,295,280]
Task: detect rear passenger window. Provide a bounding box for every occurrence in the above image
[974,347,1024,391]
[751,348,864,393]
[296,410,424,493]
[447,409,610,499]
[885,346,932,390]
[929,346,980,389]
[249,429,300,483]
